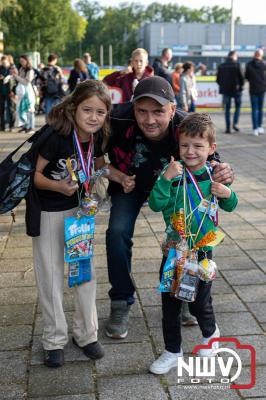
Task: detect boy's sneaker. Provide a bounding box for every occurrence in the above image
[199,324,220,357]
[253,129,259,136]
[258,126,265,134]
[44,349,64,368]
[105,300,130,339]
[149,349,183,374]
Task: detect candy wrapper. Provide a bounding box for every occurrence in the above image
[159,248,181,292]
[198,258,217,282]
[90,166,111,212]
[170,238,188,296]
[64,215,95,262]
[161,239,179,257]
[68,258,92,288]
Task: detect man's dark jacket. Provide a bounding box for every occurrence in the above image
[152,58,172,84]
[107,103,219,196]
[245,58,266,94]
[216,58,244,96]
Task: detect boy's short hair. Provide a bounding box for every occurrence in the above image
[131,48,148,60]
[179,113,216,145]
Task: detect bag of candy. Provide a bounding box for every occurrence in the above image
[64,215,95,262]
[68,258,92,288]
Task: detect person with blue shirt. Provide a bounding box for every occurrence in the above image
[83,52,99,80]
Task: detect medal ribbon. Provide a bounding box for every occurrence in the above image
[185,166,218,225]
[184,167,206,238]
[73,130,94,193]
[205,165,219,226]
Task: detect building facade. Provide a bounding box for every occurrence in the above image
[138,22,266,72]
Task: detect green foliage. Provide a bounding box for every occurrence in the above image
[76,1,238,65]
[1,0,239,65]
[2,0,86,61]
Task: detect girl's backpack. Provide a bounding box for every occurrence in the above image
[0,125,53,214]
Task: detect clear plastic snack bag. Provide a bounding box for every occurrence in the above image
[176,258,200,302]
[198,258,217,282]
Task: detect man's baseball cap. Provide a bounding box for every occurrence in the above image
[132,76,175,105]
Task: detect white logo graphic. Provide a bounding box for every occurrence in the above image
[177,347,242,384]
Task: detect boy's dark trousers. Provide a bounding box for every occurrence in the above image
[160,250,216,353]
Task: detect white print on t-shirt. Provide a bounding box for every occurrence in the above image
[50,157,79,180]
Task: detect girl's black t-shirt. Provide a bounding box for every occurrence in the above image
[37,131,103,211]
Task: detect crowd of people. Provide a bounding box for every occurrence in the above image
[0,52,99,133]
[1,44,264,376]
[216,48,266,135]
[1,47,265,136]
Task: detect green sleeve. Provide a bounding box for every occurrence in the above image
[149,173,173,212]
[218,189,238,212]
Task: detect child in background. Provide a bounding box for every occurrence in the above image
[103,48,154,102]
[149,112,238,374]
[32,80,111,368]
[172,62,183,108]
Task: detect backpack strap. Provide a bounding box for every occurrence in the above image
[7,125,54,160]
[7,137,33,159]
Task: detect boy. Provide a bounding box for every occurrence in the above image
[148,112,238,374]
[103,48,154,102]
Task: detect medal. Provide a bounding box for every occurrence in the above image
[78,170,86,184]
[198,198,211,213]
[73,130,94,194]
[209,201,218,217]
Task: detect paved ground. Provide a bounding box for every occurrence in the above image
[0,112,266,400]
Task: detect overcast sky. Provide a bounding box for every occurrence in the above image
[77,0,265,25]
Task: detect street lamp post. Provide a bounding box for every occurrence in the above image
[230,0,235,50]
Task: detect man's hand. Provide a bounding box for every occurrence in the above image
[121,175,136,193]
[211,182,231,199]
[163,156,183,181]
[212,162,234,185]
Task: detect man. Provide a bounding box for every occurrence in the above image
[216,51,244,134]
[41,54,64,119]
[153,48,173,84]
[245,48,266,136]
[83,52,99,80]
[105,76,234,339]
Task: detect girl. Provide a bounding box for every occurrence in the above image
[11,55,36,133]
[68,58,89,93]
[172,63,183,108]
[32,80,111,368]
[180,61,198,113]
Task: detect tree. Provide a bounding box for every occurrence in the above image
[2,0,86,61]
[77,1,144,65]
[0,0,20,31]
[2,1,239,65]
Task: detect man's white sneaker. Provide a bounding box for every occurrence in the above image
[253,129,259,136]
[199,324,220,358]
[258,126,265,134]
[149,349,183,374]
